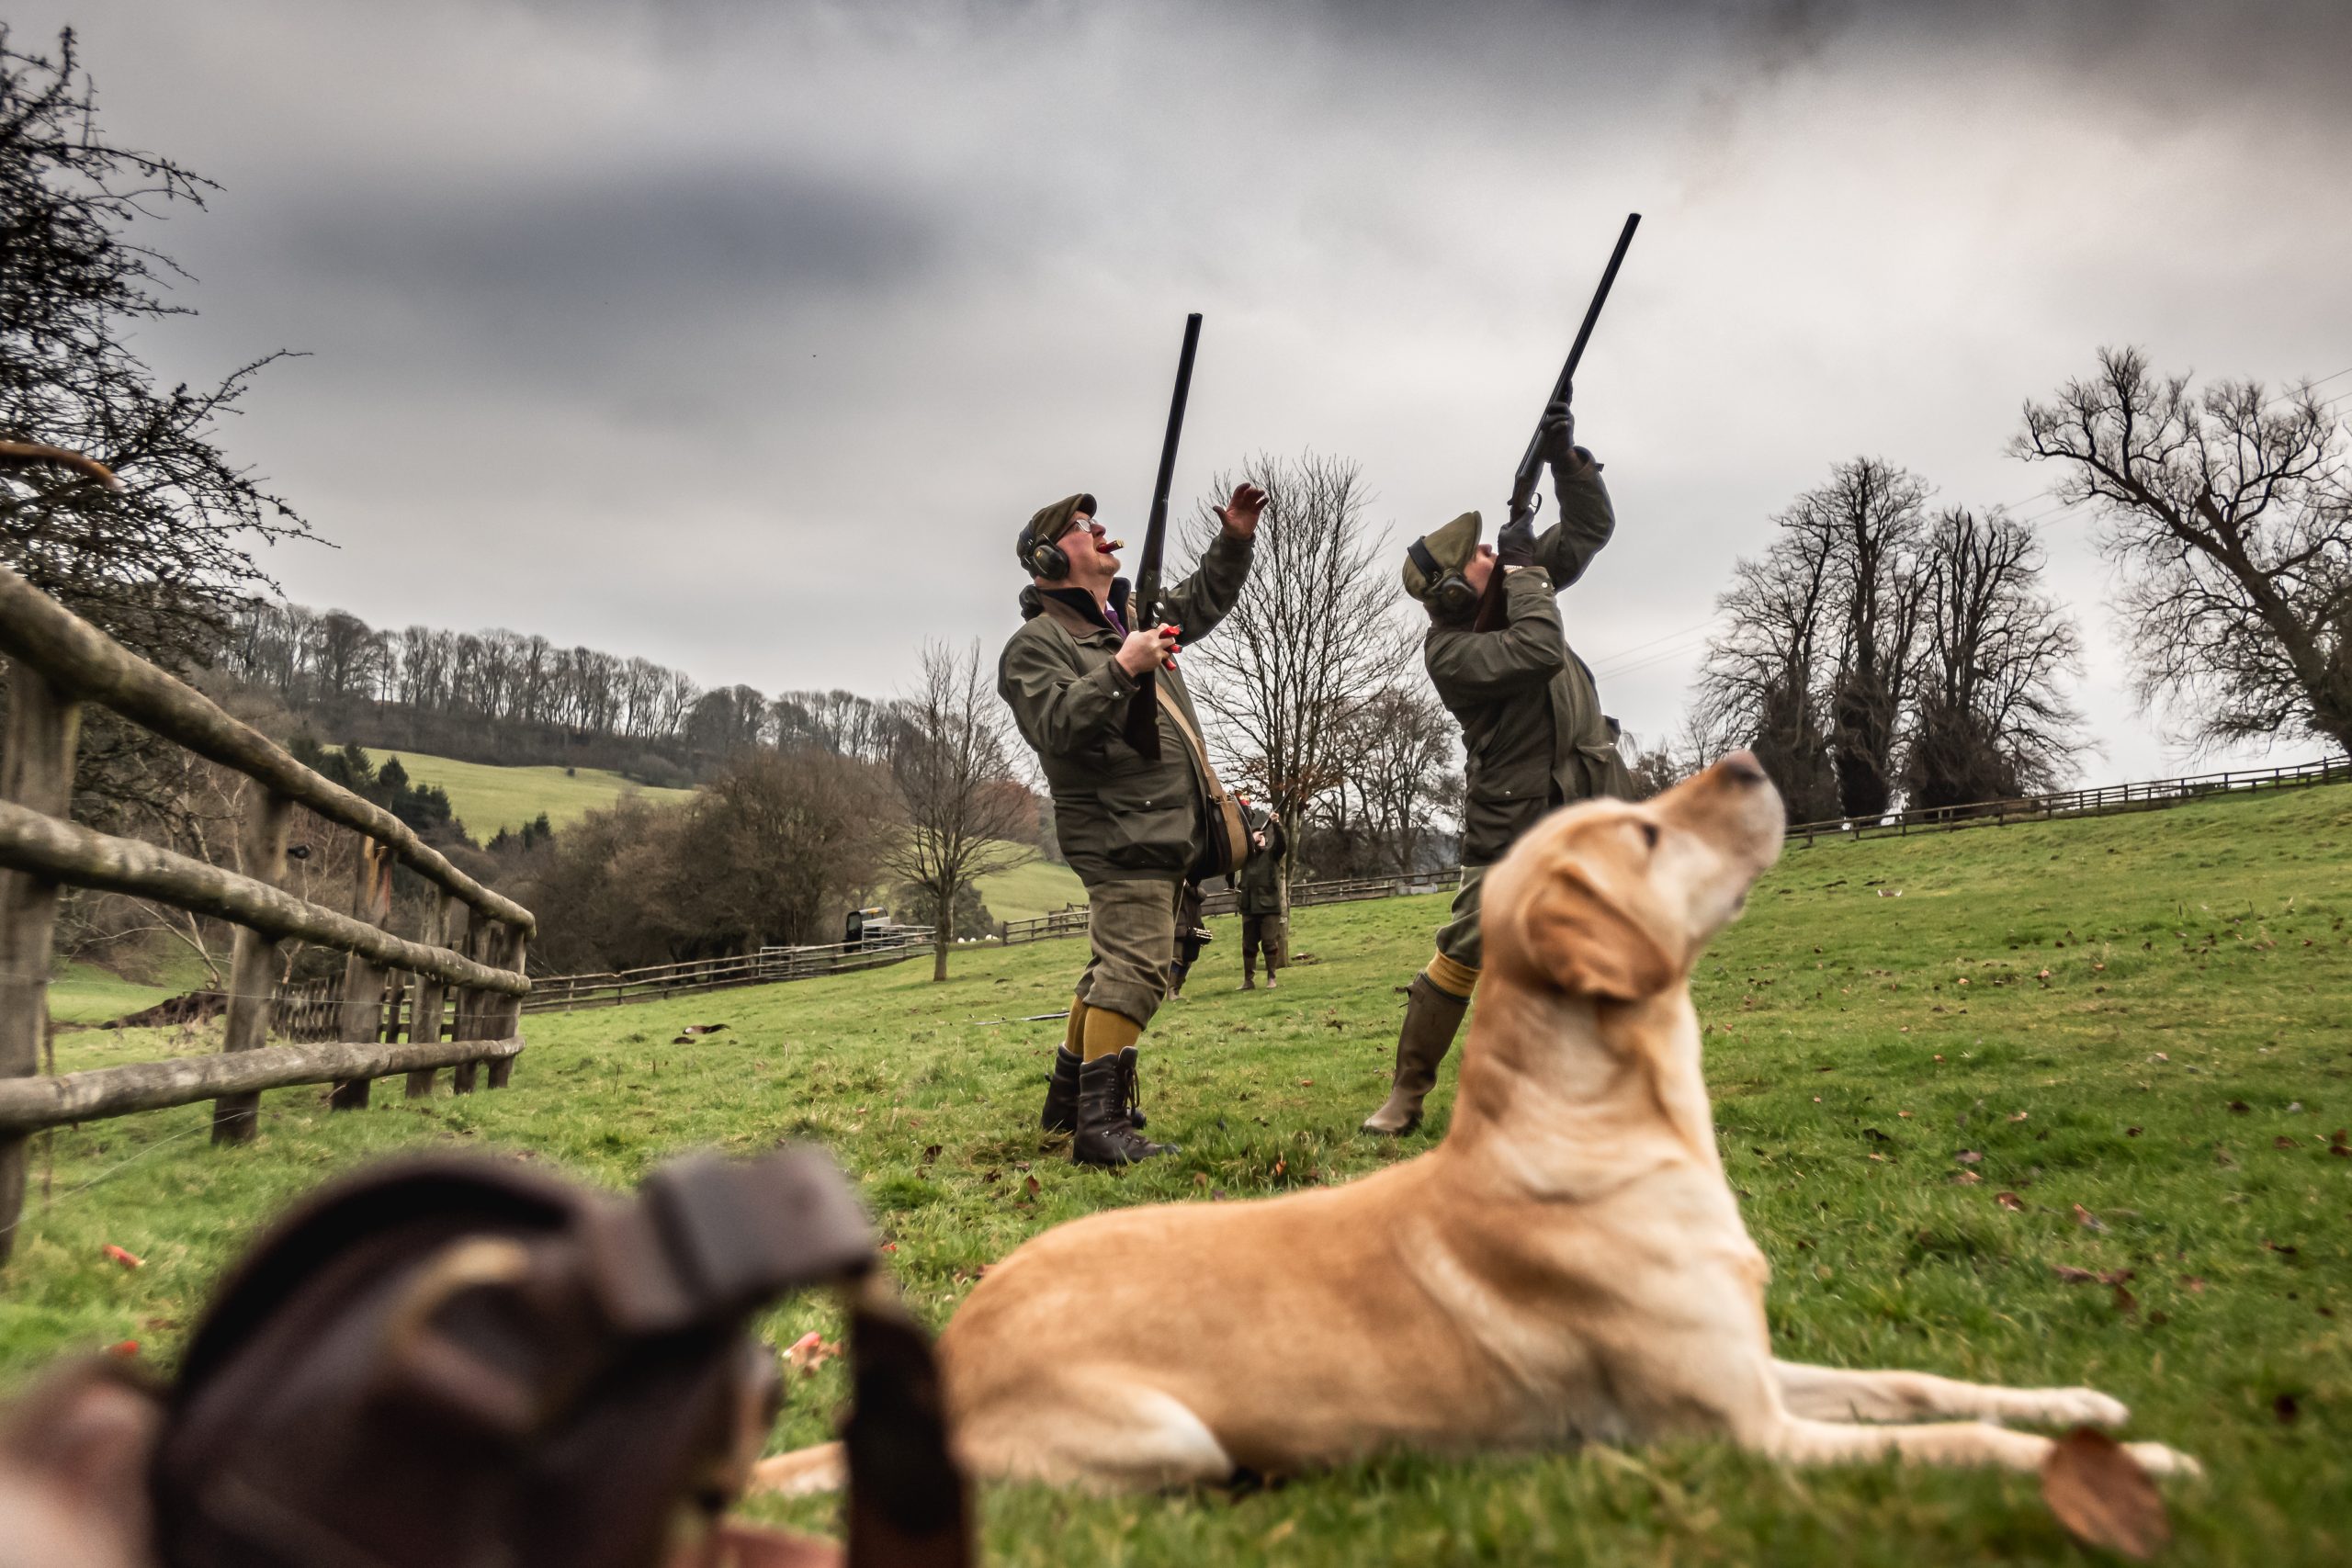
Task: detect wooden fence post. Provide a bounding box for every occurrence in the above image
[486,921,526,1089]
[0,665,81,1263]
[451,910,492,1095]
[329,838,394,1111]
[404,890,460,1098]
[209,786,293,1145]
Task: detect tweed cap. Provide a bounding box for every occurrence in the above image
[1400,511,1482,603]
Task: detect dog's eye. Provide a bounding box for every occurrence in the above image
[1639,822,1660,851]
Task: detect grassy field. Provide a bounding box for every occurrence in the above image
[3,784,2346,1564]
[362,746,696,835]
[973,854,1086,924]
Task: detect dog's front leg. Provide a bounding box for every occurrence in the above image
[1771,1359,2128,1428]
[1753,1414,2199,1478]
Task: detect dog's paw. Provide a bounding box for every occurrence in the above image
[2123,1441,2202,1481]
[2013,1387,2129,1428]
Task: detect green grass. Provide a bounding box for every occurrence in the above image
[973,854,1085,924]
[5,784,2348,1564]
[360,746,695,836]
[46,952,218,1027]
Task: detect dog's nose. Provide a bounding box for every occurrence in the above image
[1719,751,1768,787]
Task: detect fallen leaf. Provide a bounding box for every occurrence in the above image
[785,1330,842,1377]
[2126,1126,2142,1137]
[2276,1135,2299,1149]
[1868,1153,1887,1163]
[2180,1276,2207,1292]
[2228,1100,2251,1113]
[2074,1204,2108,1232]
[2038,969,2052,980]
[2263,1240,2300,1257]
[1952,1170,1984,1185]
[2273,1393,2300,1425]
[1897,1111,1914,1119]
[105,1340,140,1359]
[1023,1175,1041,1198]
[2052,1265,2100,1283]
[2041,1427,2170,1561]
[1193,1171,1208,1187]
[2111,1281,2139,1315]
[1272,1157,1286,1176]
[1955,1150,1984,1164]
[1996,1191,2025,1211]
[103,1245,143,1269]
[2009,1111,2030,1122]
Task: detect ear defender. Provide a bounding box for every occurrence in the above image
[1408,536,1477,619]
[1022,526,1071,581]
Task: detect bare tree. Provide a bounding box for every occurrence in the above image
[1903,507,2086,807]
[2015,347,2352,755]
[1694,458,1928,820]
[0,29,312,671]
[1693,502,1840,821]
[1183,452,1408,887]
[884,640,1033,981]
[1337,683,1458,874]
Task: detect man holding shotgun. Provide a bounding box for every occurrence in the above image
[1362,218,1642,1137]
[999,317,1266,1167]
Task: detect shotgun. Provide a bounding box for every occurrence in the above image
[1473,212,1640,632]
[1120,312,1204,760]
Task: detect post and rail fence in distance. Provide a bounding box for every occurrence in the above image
[0,560,536,1265]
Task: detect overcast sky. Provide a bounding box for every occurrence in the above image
[17,0,2352,780]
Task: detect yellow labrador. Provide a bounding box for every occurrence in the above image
[757,753,2195,1493]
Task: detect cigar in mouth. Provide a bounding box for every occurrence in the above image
[1103,538,1125,550]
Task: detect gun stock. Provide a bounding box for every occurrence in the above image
[1121,313,1203,759]
[1472,213,1640,634]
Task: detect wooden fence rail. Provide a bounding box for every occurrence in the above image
[0,558,536,1264]
[520,934,933,1012]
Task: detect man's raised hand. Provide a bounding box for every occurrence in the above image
[1116,623,1182,678]
[1216,482,1270,537]
[1536,400,1578,471]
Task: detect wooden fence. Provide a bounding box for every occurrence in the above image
[0,561,535,1264]
[521,931,933,1012]
[1781,755,2349,848]
[522,754,2352,1019]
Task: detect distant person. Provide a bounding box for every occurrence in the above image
[1236,804,1288,989]
[999,482,1266,1165]
[1362,400,1634,1135]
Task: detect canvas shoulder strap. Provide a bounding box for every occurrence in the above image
[1152,684,1249,880]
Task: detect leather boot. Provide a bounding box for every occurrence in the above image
[1360,975,1470,1135]
[1040,1045,1082,1133]
[1073,1055,1177,1166]
[1043,1045,1145,1134]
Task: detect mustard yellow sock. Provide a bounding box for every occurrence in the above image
[1062,995,1089,1055]
[1423,952,1480,1001]
[1080,1007,1144,1063]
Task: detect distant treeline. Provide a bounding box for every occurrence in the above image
[223,600,898,784]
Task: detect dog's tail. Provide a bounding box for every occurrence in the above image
[748,1440,847,1496]
[0,440,125,491]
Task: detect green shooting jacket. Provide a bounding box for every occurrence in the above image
[1425,457,1634,867]
[998,529,1254,886]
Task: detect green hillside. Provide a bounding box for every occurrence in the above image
[7,782,2348,1564]
[356,747,1080,919]
[361,747,695,836]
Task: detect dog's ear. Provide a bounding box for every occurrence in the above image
[1521,863,1676,1002]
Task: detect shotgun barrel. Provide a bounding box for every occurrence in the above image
[1121,312,1204,759]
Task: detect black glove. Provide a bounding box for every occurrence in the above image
[1495,510,1537,568]
[1536,399,1577,471]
